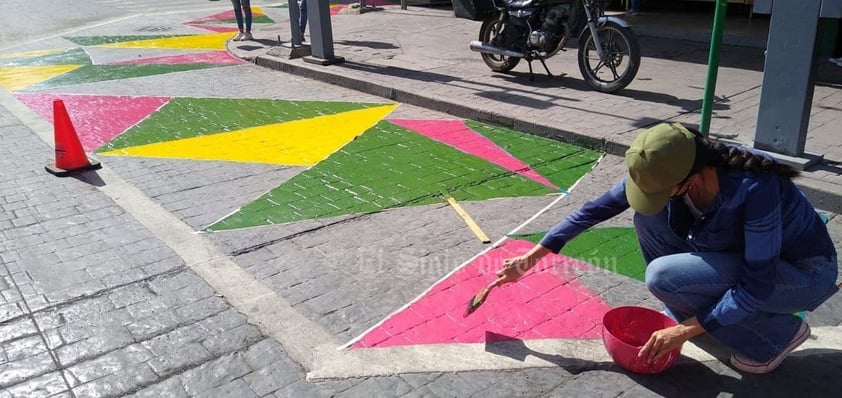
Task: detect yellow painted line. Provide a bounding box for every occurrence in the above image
[0,65,81,92]
[444,194,491,244]
[252,6,265,15]
[100,104,398,165]
[99,32,236,50]
[0,49,64,59]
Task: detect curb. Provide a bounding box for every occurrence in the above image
[251,51,842,214]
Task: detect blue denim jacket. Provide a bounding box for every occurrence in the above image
[540,169,836,331]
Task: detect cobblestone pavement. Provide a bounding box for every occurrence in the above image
[1,3,842,398]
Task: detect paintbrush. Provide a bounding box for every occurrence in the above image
[463,276,508,317]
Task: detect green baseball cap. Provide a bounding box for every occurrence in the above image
[625,123,696,216]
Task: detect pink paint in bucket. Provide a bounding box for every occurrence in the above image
[602,306,680,374]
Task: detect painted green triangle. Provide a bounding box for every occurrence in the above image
[464,120,602,190]
[0,48,91,67]
[24,64,221,91]
[562,227,645,281]
[206,120,555,231]
[98,98,388,152]
[510,227,645,281]
[64,35,192,46]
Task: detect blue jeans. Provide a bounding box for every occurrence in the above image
[231,0,252,32]
[634,210,839,362]
[299,0,307,34]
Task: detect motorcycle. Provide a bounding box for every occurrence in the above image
[466,0,640,93]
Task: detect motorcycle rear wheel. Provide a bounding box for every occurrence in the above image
[577,21,640,93]
[479,16,521,72]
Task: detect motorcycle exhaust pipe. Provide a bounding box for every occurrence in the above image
[469,41,524,58]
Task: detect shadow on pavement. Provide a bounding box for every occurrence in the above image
[337,59,718,111]
[484,332,842,396]
[71,169,106,187]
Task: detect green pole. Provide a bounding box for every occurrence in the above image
[699,0,728,136]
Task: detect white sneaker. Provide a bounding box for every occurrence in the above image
[730,320,810,374]
[830,57,842,67]
[233,32,244,41]
[242,32,253,41]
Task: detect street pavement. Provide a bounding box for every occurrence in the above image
[0,2,841,397]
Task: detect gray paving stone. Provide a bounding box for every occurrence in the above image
[0,304,24,324]
[272,381,333,398]
[334,376,413,398]
[146,343,214,377]
[125,309,181,341]
[129,377,188,398]
[54,329,136,367]
[201,324,262,357]
[180,353,252,397]
[3,335,48,362]
[201,379,258,398]
[409,373,481,398]
[71,363,158,398]
[64,344,153,387]
[174,296,229,324]
[0,318,38,345]
[0,371,68,398]
[243,339,287,370]
[243,358,303,396]
[0,351,56,389]
[545,370,638,397]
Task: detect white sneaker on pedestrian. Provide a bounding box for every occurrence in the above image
[730,320,810,374]
[233,32,244,41]
[242,32,253,41]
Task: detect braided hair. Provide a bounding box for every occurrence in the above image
[684,127,800,180]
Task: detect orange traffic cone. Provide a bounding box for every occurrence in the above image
[45,99,102,176]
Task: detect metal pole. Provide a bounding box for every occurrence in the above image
[303,0,344,65]
[699,0,728,136]
[288,0,303,46]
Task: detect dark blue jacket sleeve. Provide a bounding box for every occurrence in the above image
[696,174,781,332]
[539,179,631,253]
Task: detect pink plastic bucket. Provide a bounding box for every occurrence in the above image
[602,306,680,374]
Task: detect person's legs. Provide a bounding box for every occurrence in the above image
[242,0,252,33]
[230,0,244,32]
[299,0,308,35]
[645,251,838,364]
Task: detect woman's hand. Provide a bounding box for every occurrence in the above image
[496,255,532,284]
[638,317,705,364]
[638,325,690,364]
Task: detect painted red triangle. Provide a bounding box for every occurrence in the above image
[351,239,611,348]
[389,119,558,190]
[15,93,170,152]
[186,24,239,33]
[108,50,244,65]
[186,9,264,24]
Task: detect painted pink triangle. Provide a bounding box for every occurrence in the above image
[187,9,265,24]
[389,119,559,190]
[186,24,240,33]
[15,93,170,152]
[351,239,612,348]
[109,50,244,65]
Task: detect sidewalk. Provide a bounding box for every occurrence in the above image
[234,5,842,213]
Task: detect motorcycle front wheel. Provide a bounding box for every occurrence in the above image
[479,16,521,72]
[577,21,640,93]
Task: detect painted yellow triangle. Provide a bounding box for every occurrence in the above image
[0,49,63,60]
[0,65,81,92]
[252,6,265,15]
[98,32,236,50]
[99,104,398,165]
